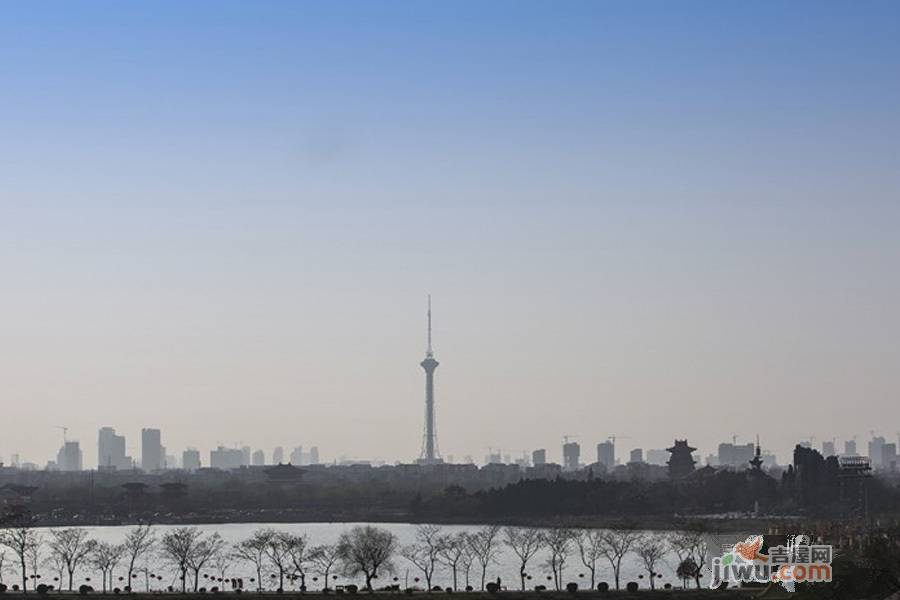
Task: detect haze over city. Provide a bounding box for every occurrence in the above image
[3,2,900,468]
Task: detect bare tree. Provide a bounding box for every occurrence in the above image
[122,524,156,589]
[187,533,225,592]
[266,533,294,591]
[159,527,203,592]
[233,529,272,591]
[458,536,476,590]
[543,528,574,591]
[47,529,93,591]
[669,530,708,589]
[89,541,124,593]
[212,548,232,590]
[503,527,544,591]
[1,526,39,593]
[336,525,397,591]
[597,528,639,590]
[309,545,340,591]
[400,525,444,590]
[575,530,605,589]
[437,533,468,591]
[0,549,8,584]
[282,533,313,591]
[466,525,502,591]
[635,534,667,590]
[43,551,66,594]
[25,531,43,591]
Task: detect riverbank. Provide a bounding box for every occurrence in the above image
[0,592,761,600]
[27,509,802,534]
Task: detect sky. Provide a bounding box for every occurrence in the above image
[2,1,900,468]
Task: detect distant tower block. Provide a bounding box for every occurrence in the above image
[419,296,443,465]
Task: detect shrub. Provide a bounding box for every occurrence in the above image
[565,582,578,593]
[485,582,499,594]
[626,582,638,593]
[596,582,609,593]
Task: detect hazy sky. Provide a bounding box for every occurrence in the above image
[2,2,900,468]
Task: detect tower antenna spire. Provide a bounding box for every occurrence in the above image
[426,294,433,358]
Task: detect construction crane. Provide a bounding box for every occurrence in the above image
[562,435,579,445]
[607,435,631,445]
[55,425,69,443]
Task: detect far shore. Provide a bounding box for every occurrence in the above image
[25,510,803,534]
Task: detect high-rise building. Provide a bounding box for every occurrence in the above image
[882,443,897,472]
[57,441,83,472]
[646,449,668,466]
[844,440,857,456]
[717,442,755,468]
[822,441,836,457]
[532,449,547,466]
[210,446,243,470]
[869,436,886,470]
[563,442,580,471]
[241,446,252,467]
[290,446,303,465]
[629,448,644,464]
[273,446,284,464]
[141,428,163,471]
[418,296,442,465]
[597,441,615,470]
[252,449,265,466]
[98,427,132,470]
[182,448,201,471]
[309,446,319,465]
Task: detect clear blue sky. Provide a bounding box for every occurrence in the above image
[2,2,899,467]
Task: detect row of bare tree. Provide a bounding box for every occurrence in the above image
[397,525,707,592]
[0,524,708,594]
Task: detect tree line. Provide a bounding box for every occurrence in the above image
[0,523,709,594]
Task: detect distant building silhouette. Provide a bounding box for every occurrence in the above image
[532,448,547,466]
[182,448,201,471]
[240,446,251,467]
[596,441,615,470]
[252,449,265,466]
[646,449,668,466]
[56,440,82,472]
[98,427,132,470]
[290,446,304,465]
[882,443,897,472]
[141,428,163,471]
[309,446,319,465]
[273,446,284,464]
[629,448,643,464]
[717,442,755,469]
[844,440,857,456]
[210,446,242,470]
[869,436,886,470]
[666,440,696,478]
[563,441,580,471]
[822,440,835,457]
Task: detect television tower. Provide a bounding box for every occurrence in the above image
[420,295,442,464]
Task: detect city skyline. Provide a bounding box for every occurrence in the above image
[7,419,900,473]
[3,2,900,469]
